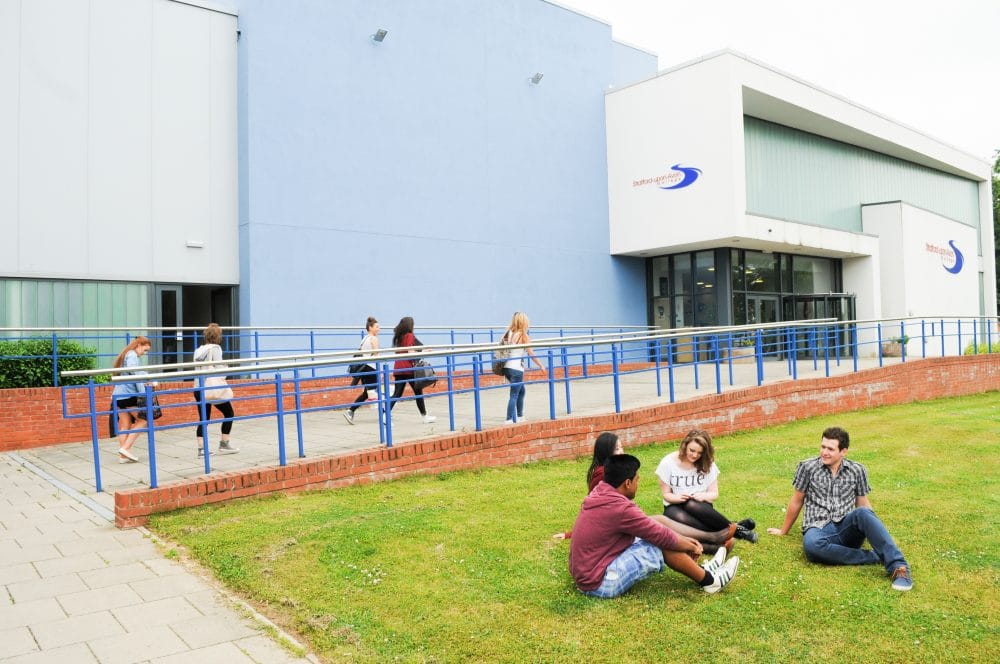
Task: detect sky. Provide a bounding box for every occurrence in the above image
[558,0,999,164]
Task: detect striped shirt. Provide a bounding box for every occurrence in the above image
[792,456,871,531]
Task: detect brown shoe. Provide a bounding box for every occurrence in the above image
[723,537,735,554]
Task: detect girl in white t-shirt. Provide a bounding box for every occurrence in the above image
[654,429,757,551]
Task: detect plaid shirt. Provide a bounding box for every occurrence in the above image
[792,457,871,531]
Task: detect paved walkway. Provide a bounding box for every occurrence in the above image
[2,354,892,663]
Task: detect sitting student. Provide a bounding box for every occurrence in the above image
[553,432,623,540]
[767,426,913,591]
[569,454,740,597]
[655,429,757,552]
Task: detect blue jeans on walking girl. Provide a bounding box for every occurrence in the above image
[502,367,525,421]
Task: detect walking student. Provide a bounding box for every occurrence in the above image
[389,316,436,423]
[192,323,239,456]
[344,316,380,425]
[500,311,544,424]
[110,336,156,464]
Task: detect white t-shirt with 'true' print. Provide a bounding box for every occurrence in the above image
[654,452,720,502]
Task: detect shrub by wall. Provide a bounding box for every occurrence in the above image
[0,339,104,388]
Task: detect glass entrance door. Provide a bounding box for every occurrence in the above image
[747,295,779,356]
[153,285,183,368]
[782,293,856,358]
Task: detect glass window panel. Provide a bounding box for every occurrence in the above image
[695,251,715,293]
[792,256,834,293]
[20,280,37,328]
[674,295,693,327]
[745,251,779,292]
[651,257,670,297]
[730,249,744,291]
[782,255,793,292]
[68,282,79,327]
[672,254,692,295]
[652,297,671,328]
[733,294,747,325]
[695,293,717,326]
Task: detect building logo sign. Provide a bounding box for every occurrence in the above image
[632,164,702,190]
[925,240,964,274]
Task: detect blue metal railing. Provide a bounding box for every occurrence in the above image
[2,324,653,387]
[57,316,999,492]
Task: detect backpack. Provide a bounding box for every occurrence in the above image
[492,333,512,376]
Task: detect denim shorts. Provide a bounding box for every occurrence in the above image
[582,538,665,599]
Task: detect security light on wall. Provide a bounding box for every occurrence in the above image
[372,28,388,42]
[530,72,544,84]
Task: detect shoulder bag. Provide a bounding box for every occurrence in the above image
[492,332,512,376]
[411,358,437,391]
[348,336,375,377]
[136,394,163,420]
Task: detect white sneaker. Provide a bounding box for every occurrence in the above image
[701,546,728,575]
[422,415,437,424]
[343,411,355,425]
[703,556,740,594]
[504,419,514,425]
[118,447,139,462]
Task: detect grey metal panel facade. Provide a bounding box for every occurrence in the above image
[745,117,981,236]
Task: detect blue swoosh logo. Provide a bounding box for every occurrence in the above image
[659,164,702,190]
[944,240,964,274]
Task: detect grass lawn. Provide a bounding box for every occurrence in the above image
[149,393,999,663]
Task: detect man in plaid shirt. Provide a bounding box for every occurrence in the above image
[767,427,913,591]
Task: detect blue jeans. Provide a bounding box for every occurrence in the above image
[802,508,907,574]
[582,539,665,599]
[503,367,525,421]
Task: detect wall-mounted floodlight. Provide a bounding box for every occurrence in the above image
[372,28,388,43]
[530,72,544,84]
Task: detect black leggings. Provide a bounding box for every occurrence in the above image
[663,500,731,532]
[390,378,426,415]
[349,370,379,413]
[193,390,234,437]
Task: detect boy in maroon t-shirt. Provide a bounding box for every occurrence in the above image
[569,454,740,597]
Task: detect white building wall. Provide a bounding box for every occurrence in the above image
[606,55,740,256]
[0,0,238,285]
[863,202,979,320]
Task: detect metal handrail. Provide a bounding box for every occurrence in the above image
[81,319,842,382]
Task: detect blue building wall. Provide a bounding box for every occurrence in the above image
[235,0,656,329]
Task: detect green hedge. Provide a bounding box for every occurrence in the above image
[963,341,1000,355]
[0,339,107,388]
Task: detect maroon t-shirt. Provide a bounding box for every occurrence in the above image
[393,332,417,376]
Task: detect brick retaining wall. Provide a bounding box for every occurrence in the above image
[112,355,999,527]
